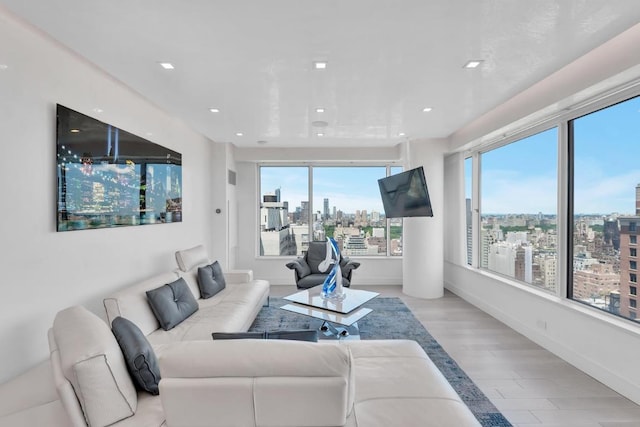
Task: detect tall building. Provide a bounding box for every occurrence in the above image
[603,218,620,250]
[323,198,329,220]
[488,241,517,277]
[514,245,532,284]
[260,192,289,231]
[466,198,472,265]
[619,216,639,320]
[300,201,309,224]
[573,262,620,303]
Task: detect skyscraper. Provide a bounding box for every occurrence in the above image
[323,198,329,220]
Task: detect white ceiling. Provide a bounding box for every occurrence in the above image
[2,1,640,148]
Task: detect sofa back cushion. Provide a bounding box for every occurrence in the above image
[175,245,211,298]
[158,340,353,427]
[52,306,137,427]
[305,241,329,274]
[103,271,180,336]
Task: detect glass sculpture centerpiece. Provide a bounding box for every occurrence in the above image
[319,237,346,300]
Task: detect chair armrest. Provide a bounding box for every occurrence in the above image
[225,270,254,284]
[340,258,360,276]
[286,259,311,278]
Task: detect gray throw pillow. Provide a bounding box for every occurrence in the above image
[197,261,226,299]
[212,331,266,340]
[146,277,198,331]
[212,330,318,342]
[111,317,161,395]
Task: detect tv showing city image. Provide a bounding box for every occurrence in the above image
[56,105,182,231]
[377,166,433,218]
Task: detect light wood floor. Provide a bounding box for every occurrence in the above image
[270,285,640,427]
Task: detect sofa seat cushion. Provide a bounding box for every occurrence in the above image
[106,392,164,427]
[52,306,137,427]
[146,281,269,345]
[347,399,479,427]
[342,340,481,427]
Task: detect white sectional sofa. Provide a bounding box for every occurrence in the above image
[103,245,270,345]
[159,339,481,427]
[0,245,482,427]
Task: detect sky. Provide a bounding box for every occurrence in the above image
[262,96,640,217]
[467,95,640,216]
[260,166,403,215]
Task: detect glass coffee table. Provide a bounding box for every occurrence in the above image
[281,288,379,339]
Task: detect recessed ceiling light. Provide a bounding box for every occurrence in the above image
[422,107,433,113]
[235,132,243,137]
[159,62,175,70]
[463,60,483,69]
[312,120,328,128]
[70,129,81,133]
[93,108,103,113]
[257,140,268,145]
[317,132,324,137]
[314,61,327,69]
[399,132,406,137]
[209,108,220,113]
[316,107,325,113]
[0,64,8,70]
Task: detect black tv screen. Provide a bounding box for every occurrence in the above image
[377,166,433,218]
[56,104,182,231]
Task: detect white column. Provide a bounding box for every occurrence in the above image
[402,139,445,299]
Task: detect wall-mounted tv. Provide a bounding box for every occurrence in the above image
[377,166,433,218]
[56,104,182,231]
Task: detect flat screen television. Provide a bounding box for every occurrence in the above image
[377,166,433,218]
[56,104,182,231]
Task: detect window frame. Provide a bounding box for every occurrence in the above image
[257,163,403,258]
[463,83,640,325]
[476,126,560,292]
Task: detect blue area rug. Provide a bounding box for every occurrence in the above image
[250,296,512,427]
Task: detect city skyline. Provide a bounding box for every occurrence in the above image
[260,166,401,216]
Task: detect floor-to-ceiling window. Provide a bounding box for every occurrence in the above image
[462,87,640,324]
[479,128,558,292]
[569,95,640,320]
[259,165,402,257]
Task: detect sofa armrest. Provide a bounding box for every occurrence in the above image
[0,360,59,418]
[224,269,253,284]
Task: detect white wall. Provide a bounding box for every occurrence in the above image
[233,146,404,286]
[0,9,216,382]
